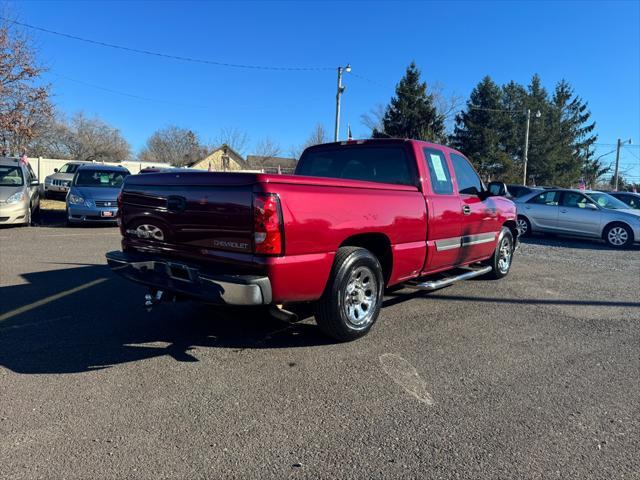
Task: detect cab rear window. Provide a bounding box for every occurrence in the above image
[297,146,415,186]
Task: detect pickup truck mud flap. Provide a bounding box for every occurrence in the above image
[105,250,272,306]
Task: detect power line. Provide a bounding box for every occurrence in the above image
[623,146,640,160]
[3,17,335,72]
[48,72,208,109]
[594,142,639,147]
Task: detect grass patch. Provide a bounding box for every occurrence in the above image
[40,199,66,211]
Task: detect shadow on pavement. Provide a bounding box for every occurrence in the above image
[0,265,331,375]
[382,288,640,309]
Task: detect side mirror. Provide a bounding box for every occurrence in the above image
[585,203,598,210]
[487,181,507,197]
[54,168,58,173]
[30,179,39,186]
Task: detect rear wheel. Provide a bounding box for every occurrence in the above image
[604,223,633,248]
[315,247,384,342]
[485,227,514,279]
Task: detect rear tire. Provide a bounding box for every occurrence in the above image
[486,227,514,279]
[315,247,384,342]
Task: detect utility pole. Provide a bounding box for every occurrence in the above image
[613,138,632,191]
[334,64,351,142]
[522,109,531,185]
[613,138,621,191]
[522,109,541,185]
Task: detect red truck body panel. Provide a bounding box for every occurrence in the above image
[116,139,517,304]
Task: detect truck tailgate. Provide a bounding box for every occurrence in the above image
[120,172,256,255]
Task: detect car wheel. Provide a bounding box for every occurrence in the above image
[486,227,514,279]
[24,206,31,226]
[65,209,75,227]
[315,247,384,342]
[604,223,633,248]
[516,215,531,237]
[32,201,41,224]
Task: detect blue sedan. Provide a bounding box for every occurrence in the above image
[66,164,130,225]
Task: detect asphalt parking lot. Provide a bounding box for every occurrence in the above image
[1,207,639,479]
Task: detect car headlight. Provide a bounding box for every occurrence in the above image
[6,191,25,204]
[68,194,85,205]
[63,181,71,187]
[45,177,52,185]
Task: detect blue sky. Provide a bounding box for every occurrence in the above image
[11,0,640,180]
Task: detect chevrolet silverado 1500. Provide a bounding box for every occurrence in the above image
[106,139,518,341]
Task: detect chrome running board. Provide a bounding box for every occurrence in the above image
[405,266,492,291]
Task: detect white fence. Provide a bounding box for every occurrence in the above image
[27,157,296,180]
[27,157,171,181]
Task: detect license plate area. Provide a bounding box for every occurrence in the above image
[101,210,114,217]
[167,263,193,282]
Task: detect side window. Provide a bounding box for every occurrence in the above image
[561,192,592,209]
[527,191,560,205]
[423,148,453,194]
[450,153,482,195]
[27,163,37,183]
[620,195,638,208]
[23,165,32,183]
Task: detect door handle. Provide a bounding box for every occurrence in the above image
[462,205,471,215]
[560,209,568,213]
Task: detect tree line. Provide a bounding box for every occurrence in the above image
[367,62,631,189]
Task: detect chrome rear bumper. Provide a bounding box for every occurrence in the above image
[105,250,272,306]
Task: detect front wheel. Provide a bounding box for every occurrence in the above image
[517,215,531,237]
[604,223,633,248]
[485,227,514,279]
[315,247,384,342]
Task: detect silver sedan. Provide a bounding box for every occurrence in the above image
[515,189,640,248]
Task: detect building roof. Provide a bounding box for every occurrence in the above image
[186,144,246,167]
[246,155,298,169]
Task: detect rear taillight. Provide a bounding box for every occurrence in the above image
[253,193,283,255]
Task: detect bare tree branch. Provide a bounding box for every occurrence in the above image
[213,127,250,157]
[254,137,281,160]
[138,125,206,166]
[0,16,53,153]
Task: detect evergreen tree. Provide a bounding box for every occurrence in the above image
[521,74,555,185]
[499,80,528,169]
[451,76,514,180]
[373,62,445,142]
[551,80,598,186]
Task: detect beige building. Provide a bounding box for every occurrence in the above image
[187,145,248,171]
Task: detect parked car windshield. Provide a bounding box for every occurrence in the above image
[586,192,630,210]
[0,165,24,186]
[297,146,415,186]
[75,169,129,187]
[59,163,82,174]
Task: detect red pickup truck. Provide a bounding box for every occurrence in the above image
[106,139,518,341]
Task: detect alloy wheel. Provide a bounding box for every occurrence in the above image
[516,218,528,236]
[497,237,512,274]
[607,227,628,246]
[343,266,378,329]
